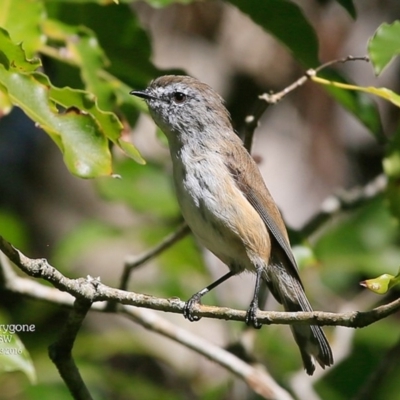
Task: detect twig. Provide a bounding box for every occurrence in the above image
[119,222,190,291]
[312,55,370,74]
[0,251,75,305]
[0,264,292,400]
[302,174,387,237]
[49,296,94,400]
[122,305,294,400]
[1,235,399,328]
[242,55,369,153]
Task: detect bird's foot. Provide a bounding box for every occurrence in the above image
[183,293,202,322]
[245,300,262,329]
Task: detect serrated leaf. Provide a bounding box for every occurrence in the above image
[229,0,319,67]
[368,21,400,76]
[40,17,146,162]
[41,19,114,111]
[0,28,41,72]
[46,2,159,86]
[0,31,145,176]
[0,0,44,58]
[0,68,113,177]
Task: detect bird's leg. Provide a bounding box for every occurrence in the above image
[245,267,264,329]
[184,270,235,321]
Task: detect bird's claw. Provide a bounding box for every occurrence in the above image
[183,294,202,322]
[245,300,262,329]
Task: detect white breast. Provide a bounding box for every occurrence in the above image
[171,146,270,272]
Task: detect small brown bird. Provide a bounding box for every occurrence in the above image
[131,75,333,375]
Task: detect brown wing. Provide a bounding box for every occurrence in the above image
[224,140,302,283]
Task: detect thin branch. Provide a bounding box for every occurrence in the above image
[313,55,370,74]
[120,222,190,291]
[302,174,387,237]
[0,265,292,400]
[122,305,294,400]
[49,296,94,400]
[0,251,75,305]
[242,55,369,153]
[1,235,399,328]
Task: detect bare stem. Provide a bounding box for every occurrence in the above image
[1,235,399,328]
[242,55,369,152]
[302,174,387,237]
[119,222,190,291]
[49,297,94,400]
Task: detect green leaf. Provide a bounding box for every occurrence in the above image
[0,30,145,176]
[368,21,400,76]
[229,0,319,67]
[360,268,400,294]
[41,19,114,112]
[0,312,36,384]
[0,0,44,58]
[335,0,356,19]
[41,20,146,164]
[46,2,159,87]
[0,28,41,72]
[117,138,145,165]
[0,68,113,177]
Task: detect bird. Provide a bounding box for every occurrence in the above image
[130,75,333,375]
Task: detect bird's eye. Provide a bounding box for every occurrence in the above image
[172,92,187,103]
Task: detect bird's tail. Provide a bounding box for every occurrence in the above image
[265,263,333,375]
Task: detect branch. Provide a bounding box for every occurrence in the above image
[122,306,294,400]
[1,252,293,400]
[1,234,399,328]
[242,55,369,152]
[119,222,190,291]
[302,174,387,236]
[49,296,94,400]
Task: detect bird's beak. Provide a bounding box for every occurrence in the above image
[129,89,156,100]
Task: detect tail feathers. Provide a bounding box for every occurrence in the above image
[266,266,334,375]
[291,322,333,375]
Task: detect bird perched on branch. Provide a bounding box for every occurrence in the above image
[131,75,333,375]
